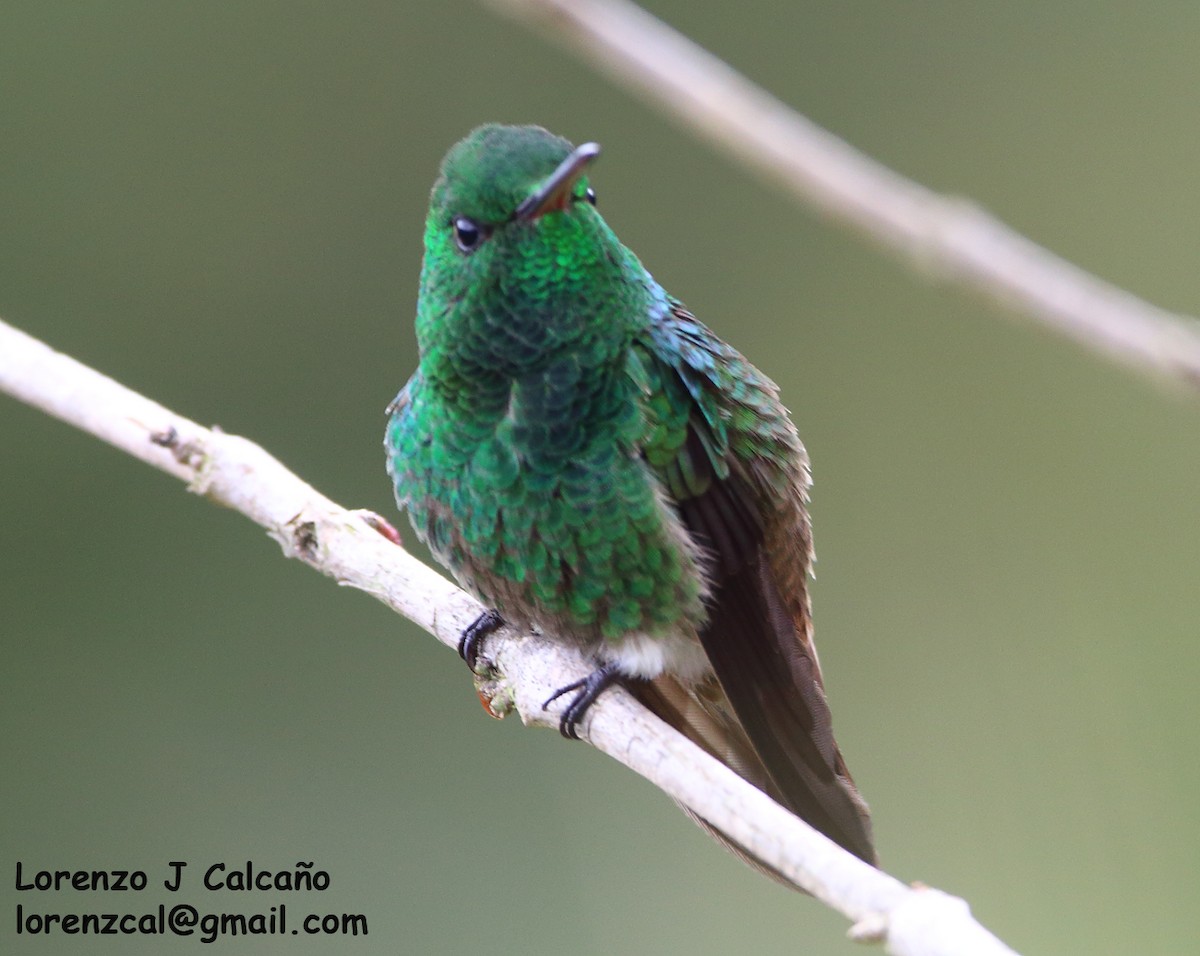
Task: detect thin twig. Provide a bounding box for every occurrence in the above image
[486,0,1200,393]
[0,317,1020,955]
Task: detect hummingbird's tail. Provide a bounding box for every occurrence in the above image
[634,659,874,891]
[627,524,876,878]
[632,673,821,890]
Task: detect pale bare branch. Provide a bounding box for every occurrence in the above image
[0,317,1020,954]
[486,0,1200,393]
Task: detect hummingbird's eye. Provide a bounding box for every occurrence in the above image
[584,187,597,206]
[453,216,488,253]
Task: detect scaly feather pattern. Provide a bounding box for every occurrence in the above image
[386,124,875,873]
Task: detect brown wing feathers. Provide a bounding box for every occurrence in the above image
[672,429,876,864]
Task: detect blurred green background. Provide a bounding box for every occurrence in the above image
[3,1,1199,953]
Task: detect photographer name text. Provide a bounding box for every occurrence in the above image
[16,860,329,893]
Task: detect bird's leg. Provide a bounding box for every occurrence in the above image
[458,609,504,672]
[543,665,621,740]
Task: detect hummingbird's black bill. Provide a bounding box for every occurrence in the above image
[514,142,601,221]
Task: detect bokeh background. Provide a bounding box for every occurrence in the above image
[3,2,1199,953]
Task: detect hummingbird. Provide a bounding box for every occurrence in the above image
[385,124,875,869]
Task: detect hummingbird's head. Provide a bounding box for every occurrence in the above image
[415,125,645,376]
[432,124,599,230]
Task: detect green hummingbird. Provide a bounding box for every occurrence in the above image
[386,124,875,868]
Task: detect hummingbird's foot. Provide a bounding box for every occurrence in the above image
[458,609,504,672]
[543,665,620,740]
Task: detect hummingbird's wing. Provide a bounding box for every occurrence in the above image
[635,302,876,865]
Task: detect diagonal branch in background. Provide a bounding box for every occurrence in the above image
[487,0,1200,394]
[0,317,1020,955]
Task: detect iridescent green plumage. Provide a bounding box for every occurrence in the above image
[387,124,874,868]
[389,126,705,645]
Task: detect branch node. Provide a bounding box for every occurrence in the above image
[148,422,208,478]
[474,675,516,719]
[349,508,406,547]
[846,912,888,944]
[290,518,321,560]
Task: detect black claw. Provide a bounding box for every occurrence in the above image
[458,609,504,671]
[543,665,620,740]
